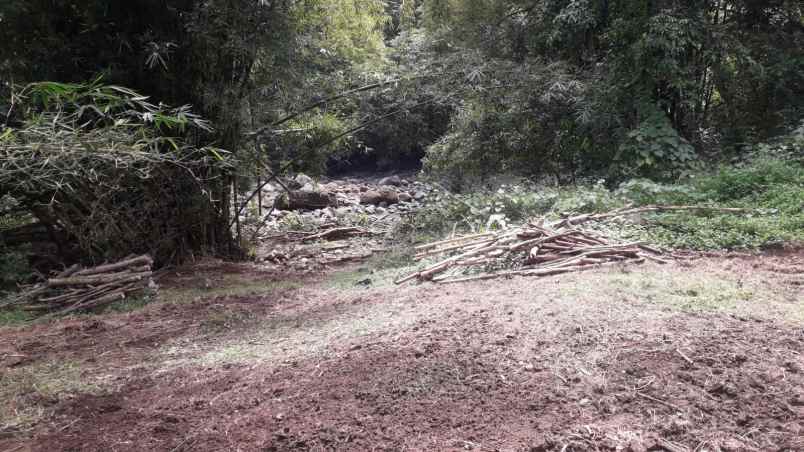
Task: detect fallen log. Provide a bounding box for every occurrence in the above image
[360,189,400,206]
[73,255,153,276]
[275,189,338,210]
[300,227,371,242]
[48,270,152,287]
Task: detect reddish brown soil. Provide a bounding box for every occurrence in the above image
[1,252,803,452]
[1,261,307,372]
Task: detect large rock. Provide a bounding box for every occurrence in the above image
[275,190,338,210]
[378,175,403,186]
[295,173,313,186]
[360,189,400,205]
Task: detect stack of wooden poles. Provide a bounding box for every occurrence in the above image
[4,255,155,317]
[394,205,741,285]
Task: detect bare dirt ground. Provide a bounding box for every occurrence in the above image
[1,250,802,451]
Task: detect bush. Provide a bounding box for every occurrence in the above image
[615,155,803,249]
[402,184,558,239]
[614,106,698,179]
[0,245,31,294]
[408,156,803,251]
[694,158,803,203]
[0,81,233,265]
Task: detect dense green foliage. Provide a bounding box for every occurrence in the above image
[0,0,392,265]
[405,128,803,250]
[0,0,802,272]
[3,0,800,181]
[1,81,231,264]
[410,0,804,182]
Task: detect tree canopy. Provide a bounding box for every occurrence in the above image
[1,0,802,264]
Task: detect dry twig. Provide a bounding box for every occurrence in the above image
[7,255,156,317]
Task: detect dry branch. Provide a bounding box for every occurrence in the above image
[395,206,704,284]
[550,205,751,229]
[300,227,372,242]
[73,255,153,276]
[6,255,156,317]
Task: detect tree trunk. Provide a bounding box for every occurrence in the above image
[275,190,338,210]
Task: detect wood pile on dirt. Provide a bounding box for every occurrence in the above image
[397,205,746,285]
[261,224,389,268]
[3,255,156,317]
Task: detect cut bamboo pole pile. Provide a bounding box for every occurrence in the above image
[394,206,713,285]
[300,226,373,242]
[4,255,156,317]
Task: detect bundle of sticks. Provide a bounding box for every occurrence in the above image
[396,205,746,285]
[4,255,156,317]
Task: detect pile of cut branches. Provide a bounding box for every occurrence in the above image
[397,205,747,284]
[3,255,156,317]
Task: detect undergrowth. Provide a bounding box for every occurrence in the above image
[0,360,102,433]
[326,247,417,289]
[0,244,32,295]
[405,156,803,250]
[0,307,33,326]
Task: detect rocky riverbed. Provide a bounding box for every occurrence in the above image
[243,172,443,271]
[251,172,440,229]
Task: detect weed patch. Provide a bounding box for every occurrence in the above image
[0,308,34,327]
[0,360,102,434]
[408,157,803,250]
[326,248,417,289]
[159,276,301,305]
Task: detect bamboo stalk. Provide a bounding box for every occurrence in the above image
[415,238,495,260]
[73,255,153,276]
[551,205,753,229]
[413,232,496,251]
[47,271,151,287]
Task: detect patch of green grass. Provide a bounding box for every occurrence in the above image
[601,269,800,321]
[401,185,562,240]
[0,307,34,326]
[200,309,254,334]
[0,360,102,433]
[617,158,803,250]
[179,298,421,367]
[640,213,801,250]
[159,276,301,305]
[326,248,417,289]
[97,295,154,314]
[162,274,424,368]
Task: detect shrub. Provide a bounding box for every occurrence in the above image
[0,245,31,293]
[694,158,803,203]
[402,184,558,238]
[613,107,698,179]
[0,81,233,265]
[408,155,803,251]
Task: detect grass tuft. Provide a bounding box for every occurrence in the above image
[0,360,102,434]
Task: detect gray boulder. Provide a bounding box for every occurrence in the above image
[360,189,400,205]
[378,175,403,186]
[295,173,313,186]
